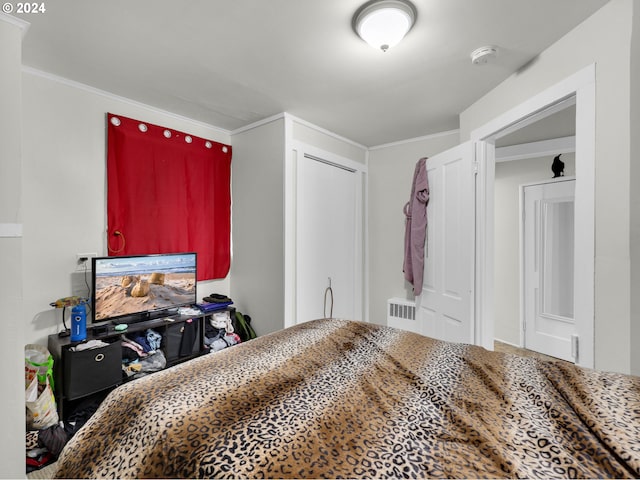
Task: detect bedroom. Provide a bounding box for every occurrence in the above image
[2,0,639,477]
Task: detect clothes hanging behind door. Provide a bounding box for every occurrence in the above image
[403,157,429,295]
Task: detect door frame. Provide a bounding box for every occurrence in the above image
[521,177,577,361]
[471,64,595,368]
[284,139,367,328]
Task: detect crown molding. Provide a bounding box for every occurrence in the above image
[230,113,286,136]
[231,112,368,152]
[496,136,575,163]
[0,13,30,37]
[22,66,231,136]
[283,113,368,151]
[369,129,460,151]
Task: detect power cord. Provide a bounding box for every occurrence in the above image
[58,306,70,337]
[80,259,93,318]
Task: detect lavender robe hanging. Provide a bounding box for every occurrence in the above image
[403,157,429,295]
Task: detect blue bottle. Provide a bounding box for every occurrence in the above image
[70,303,87,342]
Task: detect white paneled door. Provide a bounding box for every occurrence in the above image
[523,179,576,362]
[417,142,475,344]
[296,154,359,323]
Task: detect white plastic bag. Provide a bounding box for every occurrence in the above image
[25,375,59,430]
[25,344,58,429]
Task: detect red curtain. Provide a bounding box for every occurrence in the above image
[106,113,231,281]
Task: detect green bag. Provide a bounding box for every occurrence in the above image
[234,311,257,342]
[25,344,55,392]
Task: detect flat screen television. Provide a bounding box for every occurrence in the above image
[92,253,197,324]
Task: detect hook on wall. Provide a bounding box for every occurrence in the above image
[324,277,334,318]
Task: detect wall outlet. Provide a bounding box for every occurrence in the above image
[76,253,97,271]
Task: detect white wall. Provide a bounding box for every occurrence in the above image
[231,115,368,334]
[367,131,459,326]
[230,118,286,335]
[288,116,369,326]
[0,13,28,480]
[460,0,634,374]
[21,71,232,347]
[630,0,640,375]
[292,120,367,164]
[494,154,576,346]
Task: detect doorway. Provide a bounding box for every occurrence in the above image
[522,179,576,362]
[296,154,357,322]
[492,104,577,362]
[472,64,595,368]
[285,142,366,327]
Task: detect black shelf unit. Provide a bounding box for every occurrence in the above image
[48,309,230,420]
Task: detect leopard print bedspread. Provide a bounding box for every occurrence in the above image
[54,319,640,479]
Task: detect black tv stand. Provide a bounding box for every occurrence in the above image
[49,306,235,421]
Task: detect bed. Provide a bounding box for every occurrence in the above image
[53,318,640,479]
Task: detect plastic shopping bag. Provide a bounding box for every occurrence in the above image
[25,344,54,391]
[25,375,59,430]
[25,344,58,430]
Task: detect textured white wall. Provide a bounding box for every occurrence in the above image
[630,0,640,376]
[0,14,27,480]
[231,116,368,334]
[460,0,634,374]
[21,71,231,347]
[494,154,576,346]
[367,131,459,326]
[230,118,286,335]
[292,120,367,164]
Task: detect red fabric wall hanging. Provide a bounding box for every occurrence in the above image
[106,113,232,281]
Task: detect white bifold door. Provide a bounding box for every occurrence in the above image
[295,154,361,323]
[522,179,576,362]
[417,142,475,344]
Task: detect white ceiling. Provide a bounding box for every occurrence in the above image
[497,104,576,147]
[16,0,608,146]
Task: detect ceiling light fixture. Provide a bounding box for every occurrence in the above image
[353,0,417,52]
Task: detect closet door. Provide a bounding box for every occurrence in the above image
[296,155,358,323]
